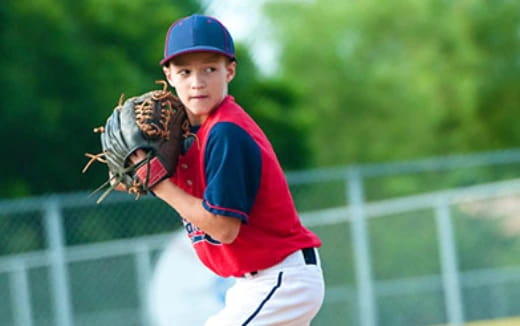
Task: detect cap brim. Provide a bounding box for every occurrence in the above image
[160,46,235,65]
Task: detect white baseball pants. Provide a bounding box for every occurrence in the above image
[205,248,325,326]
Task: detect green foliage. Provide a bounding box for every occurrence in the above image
[63,199,182,245]
[363,162,520,201]
[0,0,199,198]
[366,204,520,278]
[471,1,520,148]
[369,210,440,279]
[230,45,313,170]
[0,212,45,255]
[454,207,520,271]
[264,0,520,166]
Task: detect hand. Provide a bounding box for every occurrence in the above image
[109,171,127,192]
[109,149,147,192]
[82,82,186,203]
[129,149,147,165]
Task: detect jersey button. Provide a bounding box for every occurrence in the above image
[181,163,188,169]
[186,180,193,186]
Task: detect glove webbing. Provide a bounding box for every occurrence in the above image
[85,151,153,204]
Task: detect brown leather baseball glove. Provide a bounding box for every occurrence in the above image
[83,80,188,203]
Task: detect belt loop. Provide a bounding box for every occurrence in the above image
[302,248,317,265]
[242,271,258,278]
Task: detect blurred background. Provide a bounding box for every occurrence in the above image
[1,0,520,325]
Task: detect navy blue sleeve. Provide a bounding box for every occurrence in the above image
[202,122,261,223]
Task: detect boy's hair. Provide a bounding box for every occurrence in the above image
[161,14,235,66]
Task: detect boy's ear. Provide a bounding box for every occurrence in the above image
[226,60,237,83]
[162,65,174,87]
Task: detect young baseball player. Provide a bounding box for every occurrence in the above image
[132,14,325,325]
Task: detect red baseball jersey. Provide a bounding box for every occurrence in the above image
[171,96,321,277]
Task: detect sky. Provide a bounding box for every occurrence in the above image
[202,0,279,75]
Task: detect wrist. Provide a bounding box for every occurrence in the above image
[135,156,168,190]
[151,178,170,194]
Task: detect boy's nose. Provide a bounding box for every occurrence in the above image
[191,73,205,89]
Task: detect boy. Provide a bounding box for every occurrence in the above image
[133,14,324,325]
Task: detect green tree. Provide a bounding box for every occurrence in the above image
[0,0,201,197]
[471,1,520,149]
[264,0,520,166]
[230,49,313,169]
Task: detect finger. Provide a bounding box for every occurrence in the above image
[129,149,145,163]
[109,173,127,191]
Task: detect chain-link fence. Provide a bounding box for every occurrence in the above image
[2,149,520,326]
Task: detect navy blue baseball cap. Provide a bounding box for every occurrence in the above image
[161,14,235,65]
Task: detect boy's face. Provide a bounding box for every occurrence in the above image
[163,52,236,125]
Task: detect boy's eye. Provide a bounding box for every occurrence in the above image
[178,69,190,75]
[205,67,216,73]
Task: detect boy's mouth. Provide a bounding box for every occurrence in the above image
[190,95,208,100]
